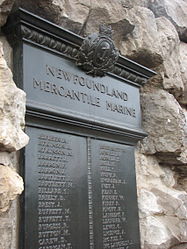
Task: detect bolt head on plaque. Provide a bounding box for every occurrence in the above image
[76,25,119,77]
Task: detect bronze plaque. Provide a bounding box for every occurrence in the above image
[3,8,156,249]
[24,127,140,249]
[91,140,140,249]
[23,44,141,130]
[24,127,89,249]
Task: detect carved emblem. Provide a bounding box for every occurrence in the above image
[76,25,119,76]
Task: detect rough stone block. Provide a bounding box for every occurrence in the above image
[136,152,187,249]
[119,6,163,68]
[156,17,184,99]
[0,42,29,152]
[140,89,186,157]
[0,164,23,213]
[179,42,187,104]
[0,0,15,27]
[0,220,12,249]
[13,0,90,33]
[149,0,187,42]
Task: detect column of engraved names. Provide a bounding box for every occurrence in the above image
[37,134,73,249]
[87,139,94,249]
[100,145,127,249]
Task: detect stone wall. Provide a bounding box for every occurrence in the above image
[0,0,187,248]
[0,32,29,249]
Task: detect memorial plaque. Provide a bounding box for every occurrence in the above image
[3,8,156,249]
[24,129,139,249]
[24,127,89,249]
[23,43,141,130]
[91,141,140,249]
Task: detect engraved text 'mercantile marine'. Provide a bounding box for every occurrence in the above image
[76,25,119,77]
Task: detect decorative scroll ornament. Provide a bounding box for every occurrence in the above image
[76,25,119,76]
[18,25,147,84]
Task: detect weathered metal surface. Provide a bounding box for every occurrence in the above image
[24,127,140,249]
[24,127,89,249]
[76,24,119,76]
[23,43,141,131]
[90,140,140,249]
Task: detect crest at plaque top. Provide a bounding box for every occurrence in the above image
[76,25,119,77]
